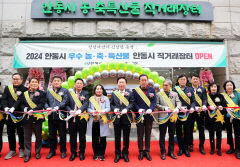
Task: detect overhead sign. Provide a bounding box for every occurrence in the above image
[14,41,226,69]
[31,0,214,21]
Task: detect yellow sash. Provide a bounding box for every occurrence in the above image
[89,96,108,124]
[194,93,203,106]
[159,91,178,123]
[113,90,129,107]
[50,89,62,103]
[24,91,44,120]
[175,86,190,105]
[237,88,240,94]
[69,90,89,121]
[207,93,224,124]
[221,93,239,112]
[8,85,18,101]
[135,87,151,107]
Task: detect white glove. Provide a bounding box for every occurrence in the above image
[4,107,9,112]
[9,107,15,113]
[46,107,52,111]
[75,110,82,115]
[146,109,152,114]
[173,108,179,113]
[210,106,216,110]
[190,108,195,113]
[114,108,120,114]
[53,106,59,111]
[202,105,207,111]
[218,106,223,111]
[28,110,33,116]
[164,106,169,111]
[24,107,28,114]
[122,109,128,114]
[100,110,105,115]
[181,106,187,111]
[69,110,75,115]
[138,109,145,114]
[195,106,201,112]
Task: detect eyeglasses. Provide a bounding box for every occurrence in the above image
[163,84,169,86]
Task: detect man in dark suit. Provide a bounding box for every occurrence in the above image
[172,74,196,158]
[189,74,208,154]
[110,77,134,163]
[66,78,89,161]
[1,73,28,160]
[45,76,69,159]
[132,74,156,161]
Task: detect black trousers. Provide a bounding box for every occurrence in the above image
[224,117,234,148]
[6,119,24,151]
[176,119,191,151]
[233,119,240,153]
[159,120,175,154]
[114,121,131,156]
[136,118,153,153]
[48,119,66,153]
[69,117,87,154]
[92,122,107,156]
[189,112,205,147]
[207,118,222,150]
[23,122,42,156]
[0,120,4,153]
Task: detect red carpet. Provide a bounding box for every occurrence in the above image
[0,139,239,167]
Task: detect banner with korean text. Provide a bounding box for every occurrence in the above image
[13,41,226,68]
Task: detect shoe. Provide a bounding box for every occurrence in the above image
[138,152,144,160]
[210,149,215,155]
[236,152,240,159]
[144,152,152,161]
[19,149,24,158]
[184,150,191,157]
[160,153,166,160]
[24,156,31,162]
[199,146,206,155]
[123,154,129,162]
[168,153,177,159]
[69,153,76,161]
[114,154,121,163]
[46,152,56,159]
[177,149,183,156]
[79,153,85,161]
[217,149,222,156]
[4,151,17,160]
[99,155,105,161]
[226,148,235,154]
[93,155,98,160]
[61,152,67,159]
[189,145,193,152]
[36,154,41,159]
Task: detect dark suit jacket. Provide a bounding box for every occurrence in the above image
[132,86,156,122]
[15,90,46,124]
[66,89,89,112]
[1,85,28,121]
[110,89,134,125]
[193,86,207,107]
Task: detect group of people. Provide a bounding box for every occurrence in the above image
[0,72,240,163]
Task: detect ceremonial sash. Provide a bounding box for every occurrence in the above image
[50,89,62,103]
[135,87,151,107]
[221,92,240,120]
[158,91,178,123]
[113,90,129,107]
[194,93,203,106]
[207,94,224,124]
[89,96,108,124]
[8,85,18,101]
[24,91,44,120]
[69,90,89,121]
[237,88,240,94]
[0,113,3,121]
[175,86,190,105]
